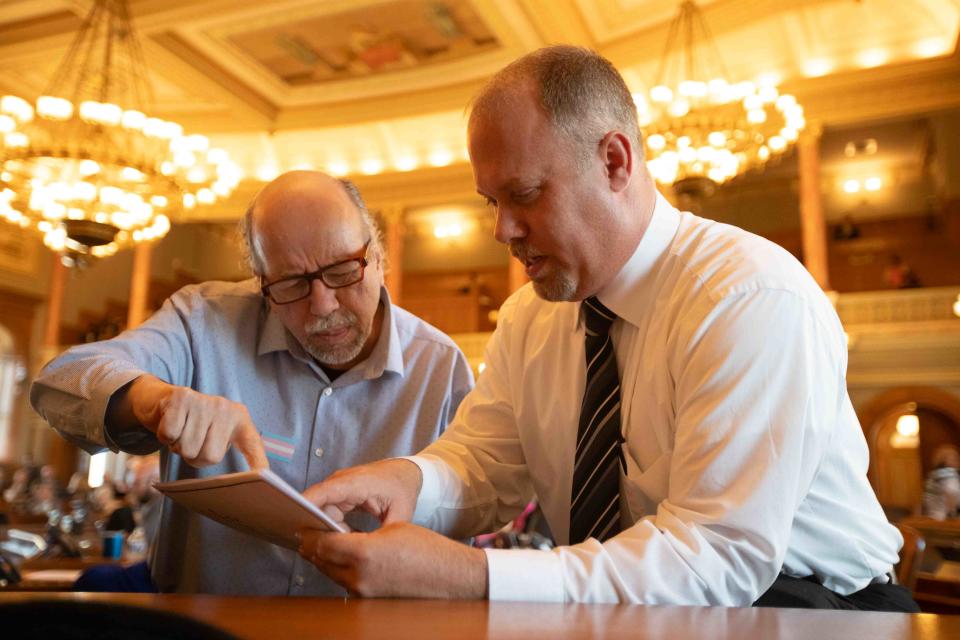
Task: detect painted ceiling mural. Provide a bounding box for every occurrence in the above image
[227,0,499,86]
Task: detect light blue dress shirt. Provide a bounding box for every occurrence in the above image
[31,278,473,595]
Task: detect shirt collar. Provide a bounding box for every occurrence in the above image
[361,286,405,379]
[592,190,681,328]
[257,285,404,379]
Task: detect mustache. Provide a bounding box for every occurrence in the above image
[305,309,358,333]
[509,241,542,263]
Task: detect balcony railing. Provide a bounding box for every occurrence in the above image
[834,287,960,327]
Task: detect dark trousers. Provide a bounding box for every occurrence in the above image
[753,574,920,612]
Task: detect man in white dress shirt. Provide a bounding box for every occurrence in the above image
[296,46,917,611]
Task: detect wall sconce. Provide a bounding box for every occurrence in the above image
[841,176,884,194]
[890,403,920,449]
[896,413,919,438]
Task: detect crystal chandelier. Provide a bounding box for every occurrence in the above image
[639,1,805,196]
[0,0,241,261]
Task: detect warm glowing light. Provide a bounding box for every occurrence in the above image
[953,295,960,318]
[896,414,919,437]
[650,85,673,103]
[843,179,861,194]
[803,58,834,77]
[678,80,707,98]
[256,163,280,182]
[121,167,145,181]
[914,38,950,58]
[864,176,883,191]
[1,95,33,122]
[857,48,889,68]
[647,134,666,151]
[755,72,781,88]
[394,155,418,172]
[640,1,804,188]
[707,131,726,147]
[326,161,349,177]
[360,158,384,175]
[667,99,690,117]
[5,132,28,148]
[433,223,464,239]
[0,3,239,262]
[768,136,786,152]
[36,96,73,120]
[428,149,454,167]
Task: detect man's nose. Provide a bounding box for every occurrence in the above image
[493,206,527,245]
[308,279,340,317]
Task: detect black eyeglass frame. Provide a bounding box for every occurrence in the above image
[260,241,371,305]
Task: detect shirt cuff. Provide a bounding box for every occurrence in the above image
[93,369,153,452]
[484,548,565,602]
[399,454,446,525]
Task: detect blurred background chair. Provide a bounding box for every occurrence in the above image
[895,523,926,592]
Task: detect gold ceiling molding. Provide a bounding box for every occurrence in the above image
[785,50,960,126]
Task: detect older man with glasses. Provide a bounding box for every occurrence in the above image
[31,170,474,595]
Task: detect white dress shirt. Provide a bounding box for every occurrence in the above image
[409,192,901,605]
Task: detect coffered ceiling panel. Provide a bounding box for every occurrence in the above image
[226,0,499,87]
[169,0,542,107]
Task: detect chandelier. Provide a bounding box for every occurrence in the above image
[0,0,240,261]
[640,1,805,196]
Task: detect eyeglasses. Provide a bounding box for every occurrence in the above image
[260,241,370,305]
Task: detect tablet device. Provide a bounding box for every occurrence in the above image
[155,468,347,550]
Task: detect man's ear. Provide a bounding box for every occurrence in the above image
[600,131,633,193]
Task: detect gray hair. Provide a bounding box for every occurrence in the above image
[470,45,642,164]
[239,178,384,277]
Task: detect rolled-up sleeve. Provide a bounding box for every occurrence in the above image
[30,291,198,454]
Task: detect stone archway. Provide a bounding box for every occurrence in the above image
[859,387,960,512]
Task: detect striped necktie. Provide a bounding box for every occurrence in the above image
[570,296,624,544]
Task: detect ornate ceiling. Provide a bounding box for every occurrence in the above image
[0,0,958,220]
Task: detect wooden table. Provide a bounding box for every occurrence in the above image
[0,592,958,639]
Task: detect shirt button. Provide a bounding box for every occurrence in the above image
[294,575,305,587]
[314,447,324,458]
[322,387,333,397]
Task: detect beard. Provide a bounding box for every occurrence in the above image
[303,309,367,366]
[511,241,577,302]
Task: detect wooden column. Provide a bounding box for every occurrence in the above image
[42,253,77,486]
[127,242,153,329]
[797,126,831,290]
[381,206,405,305]
[42,254,65,348]
[508,257,528,294]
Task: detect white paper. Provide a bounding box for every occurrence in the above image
[155,469,347,550]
